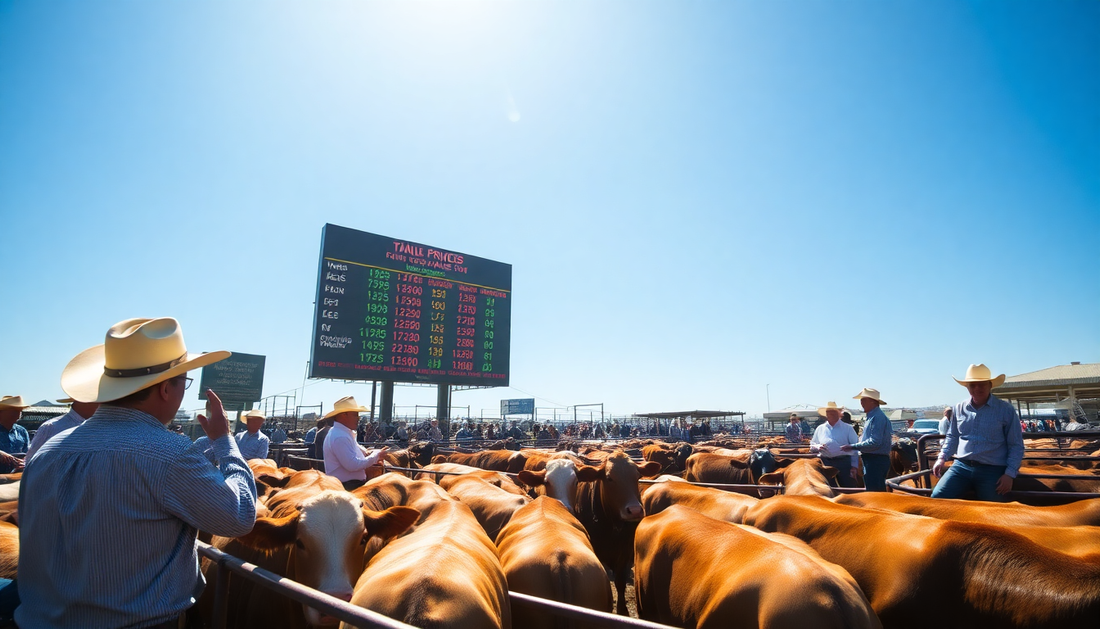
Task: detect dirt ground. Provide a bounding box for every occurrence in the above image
[608,569,638,618]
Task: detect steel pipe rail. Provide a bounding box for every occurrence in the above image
[885,470,1100,500]
[510,592,677,629]
[198,541,417,629]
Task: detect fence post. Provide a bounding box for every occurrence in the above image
[211,556,230,629]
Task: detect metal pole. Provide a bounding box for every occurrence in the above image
[370,381,377,422]
[766,384,771,412]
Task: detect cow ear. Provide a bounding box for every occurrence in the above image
[238,514,300,551]
[639,461,663,478]
[775,458,794,469]
[431,455,446,465]
[516,470,546,486]
[576,465,604,482]
[256,473,291,488]
[728,459,750,469]
[363,506,420,542]
[757,472,785,485]
[820,466,839,480]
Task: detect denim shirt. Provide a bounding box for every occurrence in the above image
[852,406,892,456]
[939,394,1024,477]
[0,423,29,473]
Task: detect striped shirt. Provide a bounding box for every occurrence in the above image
[16,406,257,628]
[234,429,270,460]
[26,409,88,460]
[939,394,1025,477]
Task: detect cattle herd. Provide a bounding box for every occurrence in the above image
[3,434,1099,628]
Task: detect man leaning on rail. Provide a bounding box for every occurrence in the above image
[16,317,258,629]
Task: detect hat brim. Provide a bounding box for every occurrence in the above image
[817,407,844,417]
[322,406,370,420]
[61,344,231,403]
[0,403,29,410]
[852,394,887,405]
[954,374,1006,388]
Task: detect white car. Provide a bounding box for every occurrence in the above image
[908,419,942,435]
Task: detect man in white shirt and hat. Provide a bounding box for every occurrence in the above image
[0,396,30,473]
[322,396,388,490]
[16,317,258,629]
[809,401,860,487]
[932,364,1025,502]
[26,398,101,461]
[235,409,270,460]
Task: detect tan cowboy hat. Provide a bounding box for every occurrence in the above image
[852,387,887,405]
[817,401,845,417]
[0,396,29,409]
[61,317,230,403]
[953,363,1006,388]
[56,397,75,404]
[241,410,266,420]
[322,396,370,420]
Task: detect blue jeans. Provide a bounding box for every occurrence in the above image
[861,453,890,492]
[931,459,1008,502]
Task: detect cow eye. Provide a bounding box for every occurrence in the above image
[360,534,369,546]
[295,539,305,549]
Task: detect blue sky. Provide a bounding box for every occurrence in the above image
[1,1,1097,420]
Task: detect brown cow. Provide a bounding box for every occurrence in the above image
[349,473,511,629]
[641,443,693,474]
[516,459,602,513]
[202,469,419,628]
[744,495,1100,628]
[439,473,530,541]
[433,449,528,473]
[641,478,759,522]
[636,506,881,629]
[835,491,1100,527]
[0,520,17,579]
[575,450,661,614]
[495,497,611,628]
[757,457,839,497]
[415,463,528,496]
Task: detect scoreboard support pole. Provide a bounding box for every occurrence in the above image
[379,381,394,424]
[436,385,451,421]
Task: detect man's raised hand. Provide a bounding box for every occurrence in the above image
[197,389,231,442]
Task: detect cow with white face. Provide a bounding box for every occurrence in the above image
[201,472,419,628]
[517,459,601,512]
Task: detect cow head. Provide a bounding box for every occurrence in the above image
[892,438,918,474]
[239,491,419,627]
[748,449,778,479]
[517,459,602,512]
[671,444,694,471]
[409,442,436,466]
[593,451,661,522]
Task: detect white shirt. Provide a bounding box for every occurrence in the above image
[810,420,860,466]
[323,423,384,482]
[938,416,950,435]
[27,409,89,461]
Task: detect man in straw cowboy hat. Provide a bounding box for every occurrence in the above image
[841,387,893,491]
[0,396,30,473]
[25,397,100,461]
[322,396,388,490]
[931,364,1024,502]
[235,409,270,460]
[16,317,258,629]
[809,402,860,487]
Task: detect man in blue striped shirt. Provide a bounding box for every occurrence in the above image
[842,387,893,491]
[0,396,30,474]
[17,317,258,629]
[235,409,270,460]
[932,364,1025,502]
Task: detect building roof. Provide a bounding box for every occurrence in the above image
[633,410,746,420]
[994,363,1100,403]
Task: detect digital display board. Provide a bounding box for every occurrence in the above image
[309,224,511,387]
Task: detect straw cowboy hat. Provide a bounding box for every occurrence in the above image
[56,398,75,404]
[322,396,370,420]
[852,388,887,405]
[0,396,29,409]
[953,363,1006,388]
[241,410,266,421]
[817,401,845,417]
[61,317,230,404]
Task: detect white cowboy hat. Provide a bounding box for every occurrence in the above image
[61,317,230,404]
[852,387,887,405]
[322,396,370,420]
[953,364,1006,388]
[817,401,845,417]
[241,410,266,420]
[0,396,29,409]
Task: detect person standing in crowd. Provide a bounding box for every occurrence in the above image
[26,398,100,461]
[321,396,387,491]
[938,407,953,436]
[235,409,270,461]
[0,396,31,473]
[809,402,859,487]
[17,317,257,628]
[785,413,803,443]
[428,419,444,442]
[304,418,322,445]
[841,387,892,491]
[310,417,334,459]
[932,364,1025,502]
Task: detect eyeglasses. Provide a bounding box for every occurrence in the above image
[176,377,193,390]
